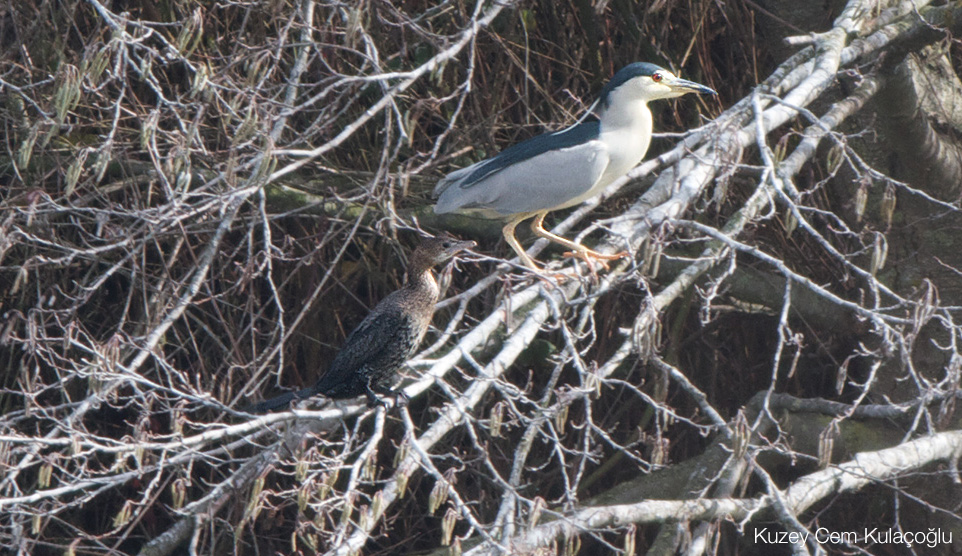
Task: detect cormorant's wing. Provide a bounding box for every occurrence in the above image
[245,304,412,412]
[308,304,413,397]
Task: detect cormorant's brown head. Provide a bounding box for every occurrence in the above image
[411,235,475,270]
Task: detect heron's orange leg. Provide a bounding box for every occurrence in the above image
[501,215,572,283]
[529,213,628,270]
[502,216,542,272]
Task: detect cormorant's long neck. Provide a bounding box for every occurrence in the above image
[405,264,440,303]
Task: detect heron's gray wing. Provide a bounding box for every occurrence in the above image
[434,122,602,198]
[435,137,609,215]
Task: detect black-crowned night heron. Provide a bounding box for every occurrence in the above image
[433,62,716,272]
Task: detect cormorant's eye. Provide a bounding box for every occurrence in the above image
[651,73,663,83]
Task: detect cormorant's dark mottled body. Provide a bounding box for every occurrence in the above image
[249,236,474,412]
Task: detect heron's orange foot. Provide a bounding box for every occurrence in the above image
[529,269,572,288]
[562,252,607,277]
[562,250,629,271]
[563,249,629,261]
[546,271,575,283]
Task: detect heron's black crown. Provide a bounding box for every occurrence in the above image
[598,62,666,109]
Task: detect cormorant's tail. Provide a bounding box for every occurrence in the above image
[245,383,321,413]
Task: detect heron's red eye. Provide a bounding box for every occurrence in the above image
[651,73,663,83]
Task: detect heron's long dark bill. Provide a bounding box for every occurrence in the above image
[669,78,716,96]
